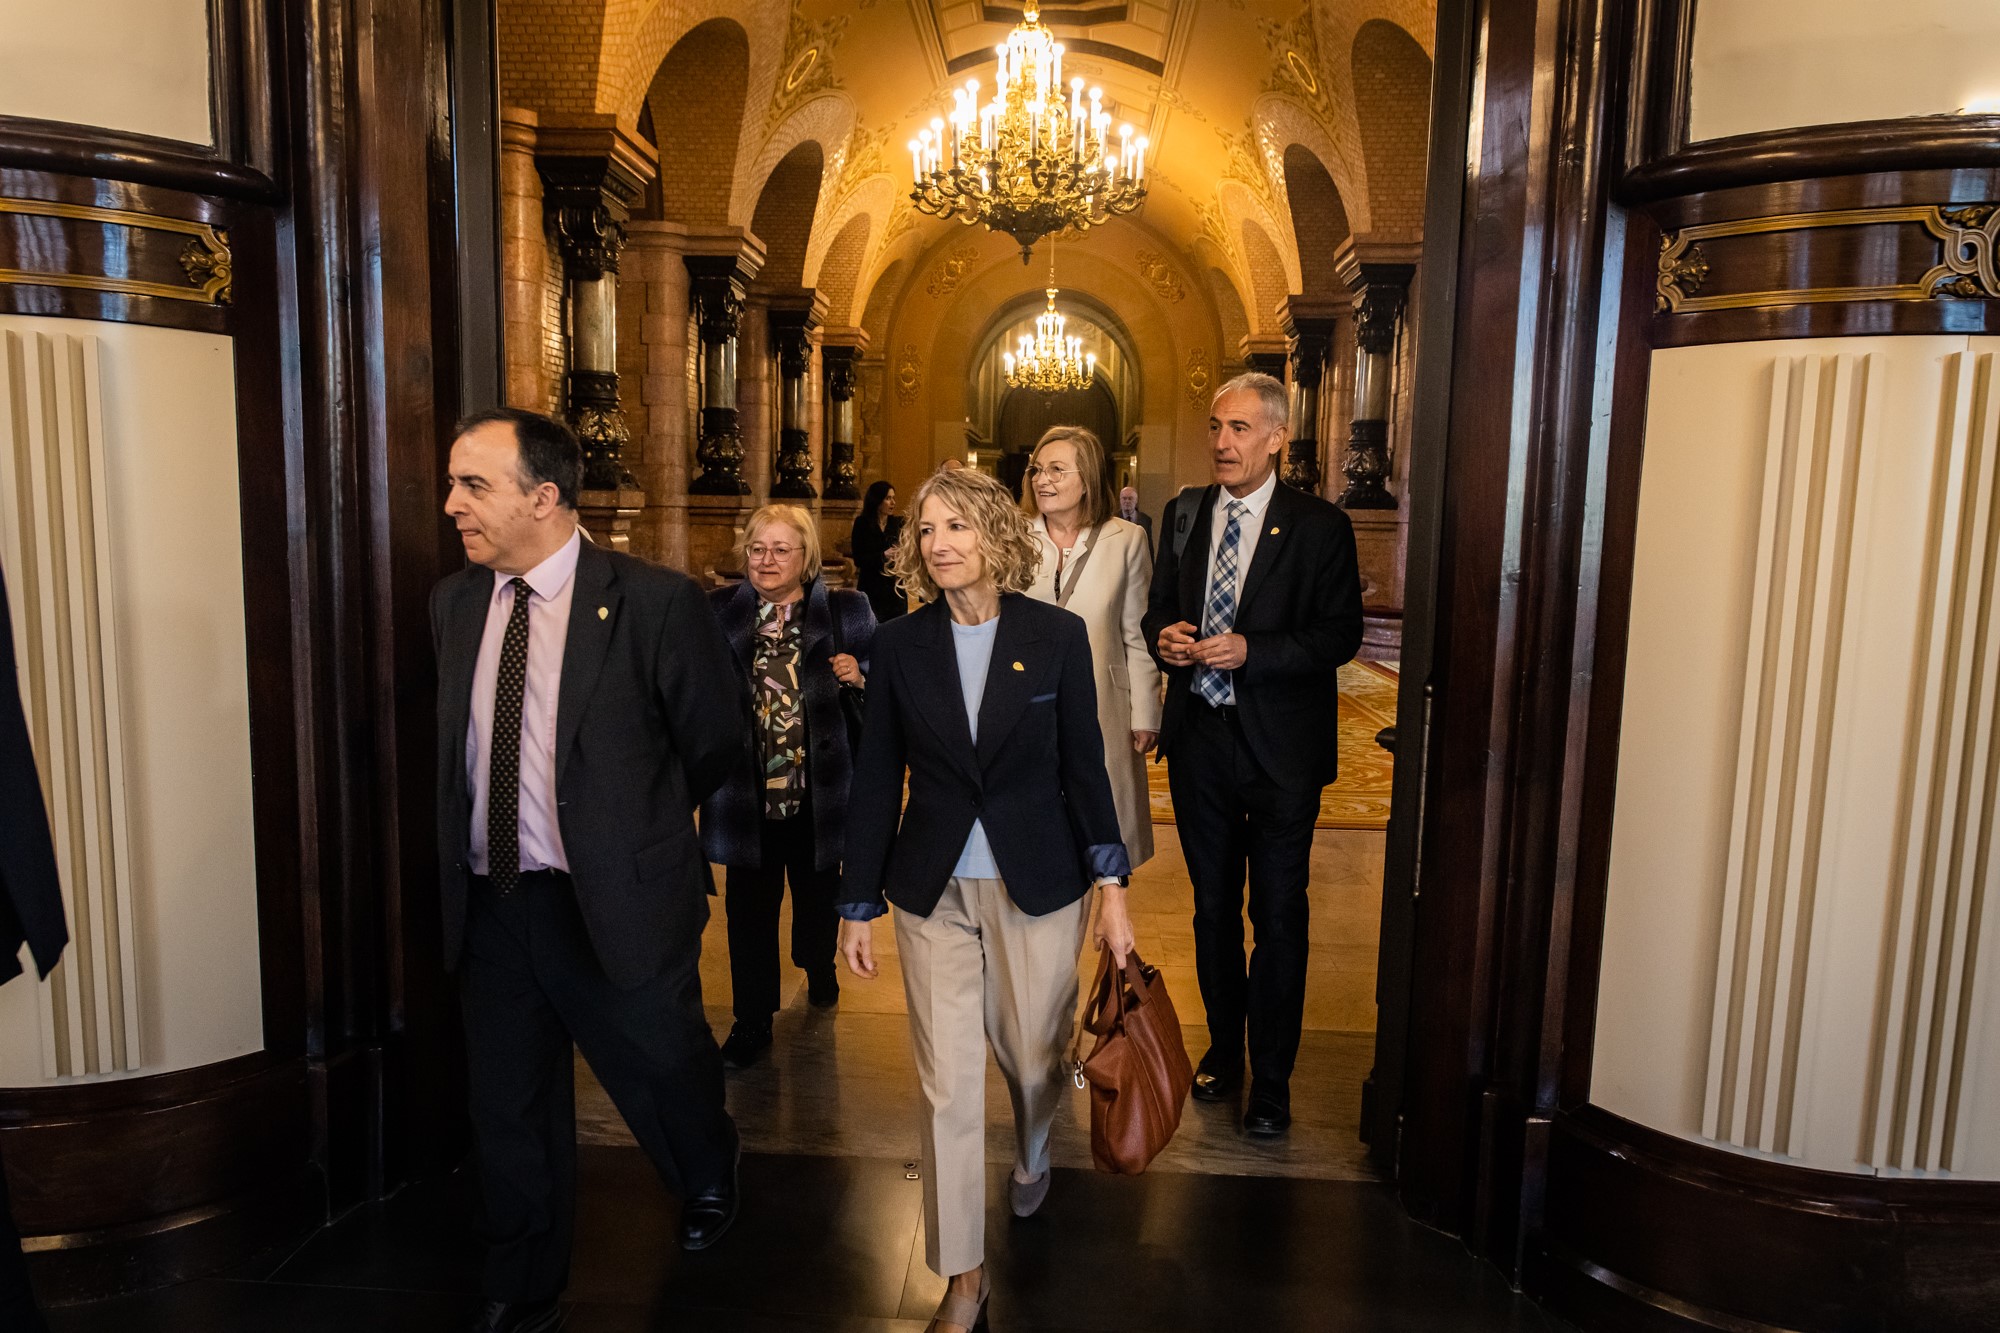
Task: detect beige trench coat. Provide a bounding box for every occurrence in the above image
[1026,514,1161,868]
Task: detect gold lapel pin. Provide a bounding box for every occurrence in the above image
[1270,526,1281,535]
[597,606,609,620]
[1012,661,1024,671]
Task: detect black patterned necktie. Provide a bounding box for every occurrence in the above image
[487,577,532,895]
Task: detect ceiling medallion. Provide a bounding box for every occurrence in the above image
[909,3,1147,262]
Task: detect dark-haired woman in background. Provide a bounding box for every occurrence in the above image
[850,480,906,623]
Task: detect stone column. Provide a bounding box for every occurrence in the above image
[623,221,691,569]
[535,114,658,547]
[499,107,551,412]
[818,327,868,583]
[1280,297,1342,493]
[682,229,766,583]
[765,291,826,499]
[1333,242,1420,511]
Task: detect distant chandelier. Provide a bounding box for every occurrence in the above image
[1006,287,1095,393]
[908,3,1148,262]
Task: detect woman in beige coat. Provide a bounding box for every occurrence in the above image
[1021,425,1161,868]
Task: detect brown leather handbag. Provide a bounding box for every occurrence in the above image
[1074,943,1194,1174]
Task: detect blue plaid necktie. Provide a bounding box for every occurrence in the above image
[1194,500,1248,707]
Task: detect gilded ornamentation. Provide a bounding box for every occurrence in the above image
[1136,249,1187,303]
[1185,347,1213,407]
[925,243,980,298]
[767,8,848,128]
[895,342,923,404]
[1655,239,1709,313]
[1654,203,2000,314]
[1258,9,1330,119]
[0,198,233,306]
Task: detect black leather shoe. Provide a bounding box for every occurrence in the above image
[1190,1048,1242,1102]
[679,1141,741,1251]
[468,1299,564,1333]
[719,1021,773,1070]
[806,967,840,1007]
[1243,1084,1292,1137]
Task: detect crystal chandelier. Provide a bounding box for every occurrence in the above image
[908,4,1148,262]
[1005,287,1095,393]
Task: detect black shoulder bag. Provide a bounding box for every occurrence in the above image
[826,593,868,756]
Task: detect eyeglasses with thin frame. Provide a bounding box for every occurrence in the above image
[1025,463,1076,482]
[746,544,800,563]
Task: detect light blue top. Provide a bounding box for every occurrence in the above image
[950,615,1001,879]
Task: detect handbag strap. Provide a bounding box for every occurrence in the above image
[1052,523,1104,608]
[1067,889,1106,1087]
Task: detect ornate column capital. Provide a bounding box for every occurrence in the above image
[1238,334,1290,380]
[534,114,659,279]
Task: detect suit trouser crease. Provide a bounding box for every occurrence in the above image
[462,873,735,1301]
[895,876,1084,1277]
[1168,703,1318,1087]
[723,809,840,1021]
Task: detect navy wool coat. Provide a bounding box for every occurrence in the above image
[699,575,877,871]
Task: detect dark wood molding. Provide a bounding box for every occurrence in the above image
[1536,1106,2000,1332]
[1623,117,2000,206]
[0,118,280,203]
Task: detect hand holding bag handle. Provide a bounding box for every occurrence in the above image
[825,587,867,755]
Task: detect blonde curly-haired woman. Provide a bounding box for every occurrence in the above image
[836,466,1134,1333]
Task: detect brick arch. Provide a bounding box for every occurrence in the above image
[749,141,826,290]
[1350,18,1432,240]
[1207,266,1250,362]
[804,174,895,293]
[1282,145,1352,299]
[497,0,609,116]
[737,95,856,232]
[860,257,911,340]
[813,214,872,324]
[1240,221,1289,331]
[1254,94,1368,236]
[643,18,750,226]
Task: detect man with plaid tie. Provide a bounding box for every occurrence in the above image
[434,409,747,1333]
[1144,373,1364,1137]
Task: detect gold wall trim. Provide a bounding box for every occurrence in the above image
[1657,204,2000,314]
[0,198,232,306]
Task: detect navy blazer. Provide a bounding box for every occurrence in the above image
[1143,481,1363,791]
[839,594,1130,920]
[431,540,747,989]
[699,576,876,871]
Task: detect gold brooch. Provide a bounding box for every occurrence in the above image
[1012,661,1024,671]
[1270,526,1280,535]
[598,606,609,620]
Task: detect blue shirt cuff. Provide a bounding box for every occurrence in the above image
[836,901,887,921]
[1085,842,1132,881]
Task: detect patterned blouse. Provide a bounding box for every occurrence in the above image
[752,597,808,820]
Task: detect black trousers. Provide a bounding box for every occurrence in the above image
[0,1145,46,1333]
[1167,700,1320,1089]
[460,869,736,1302]
[722,812,840,1023]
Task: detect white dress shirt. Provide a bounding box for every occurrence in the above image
[1196,468,1279,705]
[466,528,582,875]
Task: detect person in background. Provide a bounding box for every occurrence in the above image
[1143,373,1363,1140]
[837,467,1133,1333]
[702,505,876,1069]
[850,480,906,624]
[435,408,746,1333]
[1119,485,1154,555]
[1022,426,1160,870]
[0,568,69,1331]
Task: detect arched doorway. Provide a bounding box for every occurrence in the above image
[967,291,1141,498]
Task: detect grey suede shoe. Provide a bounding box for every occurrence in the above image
[1008,1168,1050,1218]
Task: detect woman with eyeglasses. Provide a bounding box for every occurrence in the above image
[837,467,1133,1333]
[701,504,877,1069]
[850,480,907,623]
[1021,425,1162,870]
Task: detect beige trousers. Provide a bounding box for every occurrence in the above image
[895,876,1087,1277]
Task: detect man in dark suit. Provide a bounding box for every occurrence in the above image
[0,569,66,1333]
[1144,372,1363,1137]
[435,409,747,1333]
[1119,486,1155,555]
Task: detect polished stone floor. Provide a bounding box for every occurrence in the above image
[48,1148,1573,1332]
[44,824,1578,1330]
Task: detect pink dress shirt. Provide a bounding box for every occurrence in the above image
[465,529,582,875]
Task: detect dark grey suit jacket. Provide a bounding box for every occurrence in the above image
[431,539,747,989]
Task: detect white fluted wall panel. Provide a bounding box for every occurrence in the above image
[1595,336,2000,1179]
[0,316,260,1086]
